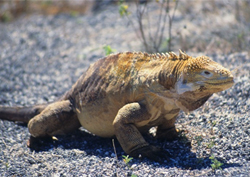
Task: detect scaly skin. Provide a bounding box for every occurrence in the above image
[0,50,234,161]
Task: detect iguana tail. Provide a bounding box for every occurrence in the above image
[0,105,47,123]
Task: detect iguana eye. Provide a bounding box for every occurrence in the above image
[201,70,213,78]
[204,71,210,75]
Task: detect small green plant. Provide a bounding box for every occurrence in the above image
[179,131,190,145]
[1,11,12,22]
[122,155,133,166]
[209,155,223,170]
[42,0,52,6]
[70,11,79,17]
[237,31,246,50]
[195,136,203,146]
[212,121,217,126]
[207,137,215,149]
[103,45,116,56]
[0,160,9,169]
[207,140,215,149]
[112,140,137,176]
[122,155,138,176]
[119,1,130,17]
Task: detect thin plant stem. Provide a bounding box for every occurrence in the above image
[136,1,149,52]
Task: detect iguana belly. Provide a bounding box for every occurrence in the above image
[76,107,118,138]
[75,88,180,138]
[75,94,127,138]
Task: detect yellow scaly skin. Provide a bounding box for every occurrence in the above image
[0,50,234,161]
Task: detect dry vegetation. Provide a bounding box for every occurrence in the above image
[0,0,96,21]
[0,0,249,53]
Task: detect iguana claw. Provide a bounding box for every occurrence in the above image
[156,127,179,141]
[129,145,170,162]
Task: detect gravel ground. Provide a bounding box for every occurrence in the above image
[0,3,250,177]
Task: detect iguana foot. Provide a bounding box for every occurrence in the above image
[156,127,179,141]
[129,145,170,162]
[27,136,54,151]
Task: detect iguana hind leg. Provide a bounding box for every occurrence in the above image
[28,100,81,137]
[113,102,169,161]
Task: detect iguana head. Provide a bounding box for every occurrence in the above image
[166,50,234,112]
[175,51,234,95]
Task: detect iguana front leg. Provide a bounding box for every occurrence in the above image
[113,102,168,161]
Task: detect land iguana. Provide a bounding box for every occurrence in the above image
[0,50,234,161]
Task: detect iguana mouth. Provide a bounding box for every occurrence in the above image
[205,79,234,86]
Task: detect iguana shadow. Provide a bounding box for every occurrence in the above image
[26,127,241,170]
